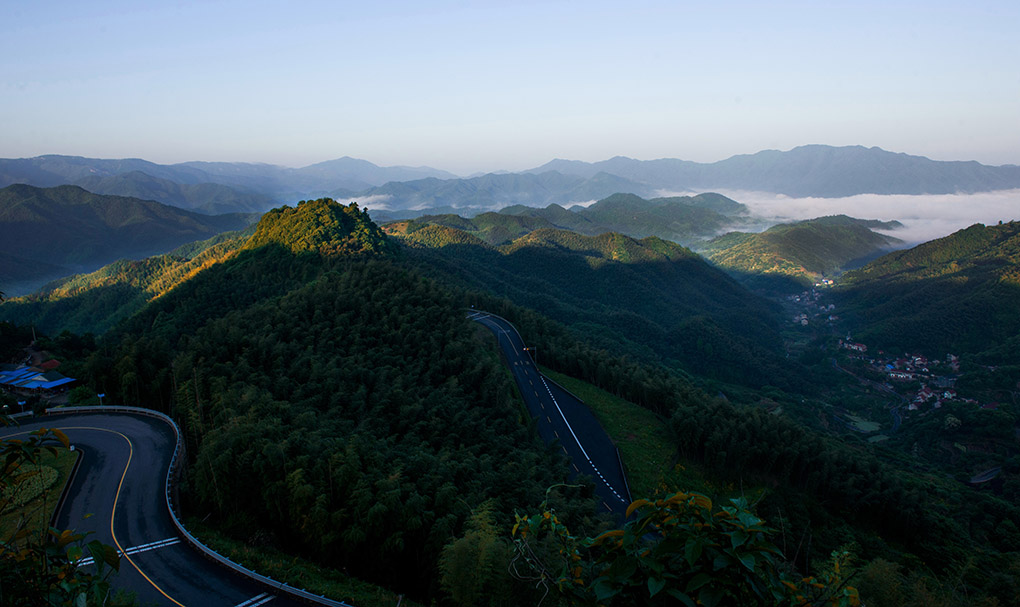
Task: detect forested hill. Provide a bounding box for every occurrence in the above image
[388,191,748,247]
[0,227,255,335]
[0,198,393,335]
[0,184,256,295]
[699,215,904,289]
[383,211,560,246]
[388,220,803,390]
[65,200,596,602]
[835,220,1020,357]
[571,192,746,244]
[6,197,1020,604]
[243,197,393,256]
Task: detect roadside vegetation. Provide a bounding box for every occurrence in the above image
[184,518,426,607]
[539,367,673,498]
[0,424,126,606]
[0,447,77,543]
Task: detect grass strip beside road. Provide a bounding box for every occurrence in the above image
[539,367,675,499]
[183,518,426,607]
[0,448,79,543]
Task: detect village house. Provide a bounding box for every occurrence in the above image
[840,339,868,353]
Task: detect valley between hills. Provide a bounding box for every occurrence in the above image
[3,148,1020,606]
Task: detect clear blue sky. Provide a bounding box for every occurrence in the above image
[2,0,1017,174]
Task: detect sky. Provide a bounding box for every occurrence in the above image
[2,0,1018,175]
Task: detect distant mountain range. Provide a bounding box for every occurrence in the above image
[527,145,1020,198]
[2,146,1018,216]
[0,184,256,295]
[0,154,458,214]
[334,171,654,218]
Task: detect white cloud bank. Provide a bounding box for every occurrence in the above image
[718,189,1020,247]
[332,194,394,211]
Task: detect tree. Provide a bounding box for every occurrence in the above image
[439,500,514,607]
[510,491,860,607]
[0,420,124,606]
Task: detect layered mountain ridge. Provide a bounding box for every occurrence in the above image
[3,145,1018,217]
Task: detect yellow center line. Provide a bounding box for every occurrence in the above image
[47,425,186,607]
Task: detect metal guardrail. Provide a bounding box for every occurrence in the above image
[41,406,353,607]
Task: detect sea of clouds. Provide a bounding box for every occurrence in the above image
[715,189,1020,247]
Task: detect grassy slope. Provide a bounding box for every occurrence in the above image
[538,367,767,507]
[539,367,674,498]
[0,448,79,543]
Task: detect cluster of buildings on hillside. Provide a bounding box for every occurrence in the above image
[838,340,998,413]
[0,356,77,400]
[786,288,1002,416]
[788,289,838,326]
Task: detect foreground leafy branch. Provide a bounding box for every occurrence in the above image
[1,422,124,606]
[511,491,860,607]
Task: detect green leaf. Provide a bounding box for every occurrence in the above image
[605,554,639,581]
[729,529,749,549]
[666,588,697,607]
[738,553,756,572]
[592,578,620,601]
[685,572,712,593]
[685,539,703,567]
[738,510,763,529]
[648,576,667,597]
[88,540,120,571]
[698,585,725,607]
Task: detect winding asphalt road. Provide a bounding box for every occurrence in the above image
[1,412,306,607]
[469,311,631,516]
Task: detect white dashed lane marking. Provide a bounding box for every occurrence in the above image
[76,537,181,567]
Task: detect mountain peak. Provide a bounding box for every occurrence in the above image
[244,198,392,257]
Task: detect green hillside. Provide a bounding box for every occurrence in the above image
[573,192,744,244]
[6,199,1020,605]
[0,198,392,336]
[49,200,592,603]
[402,191,748,247]
[243,198,392,256]
[388,211,557,245]
[836,220,1020,357]
[389,220,800,390]
[0,227,254,335]
[0,184,256,294]
[700,215,903,288]
[499,202,605,234]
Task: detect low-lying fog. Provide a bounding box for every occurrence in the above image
[721,189,1020,248]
